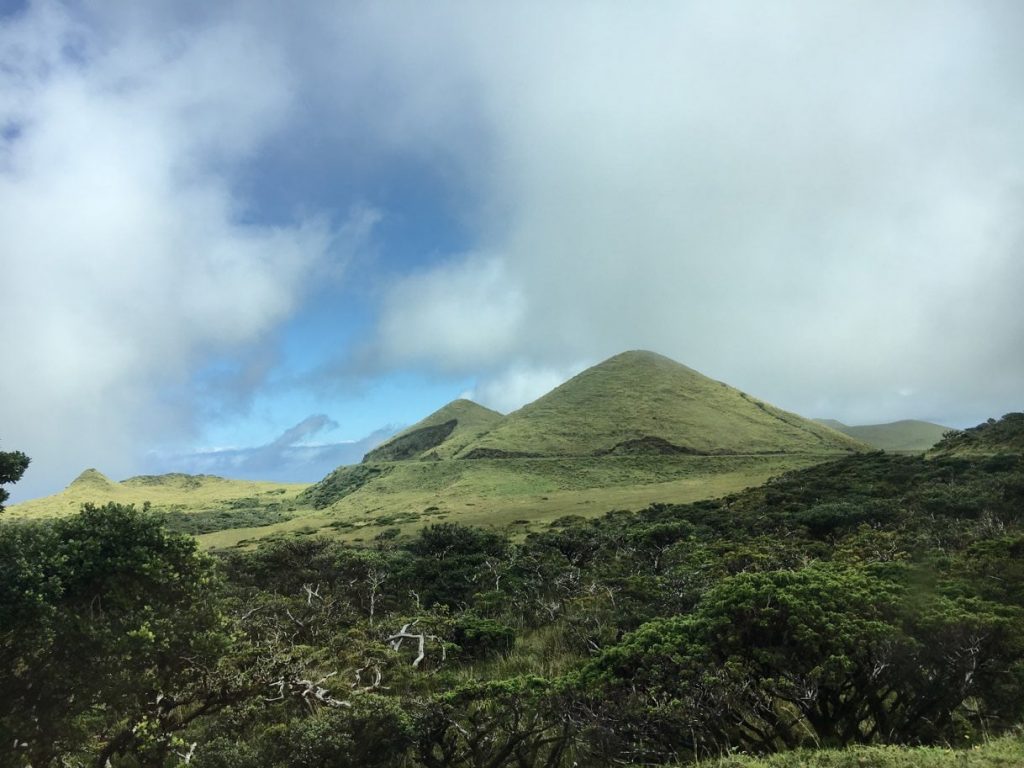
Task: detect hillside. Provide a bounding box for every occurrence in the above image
[455,351,866,458]
[817,418,950,452]
[271,352,870,550]
[361,398,504,462]
[928,412,1024,457]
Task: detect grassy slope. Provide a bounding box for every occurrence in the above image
[818,418,950,452]
[458,351,866,457]
[199,453,826,548]
[928,412,1024,457]
[692,734,1024,767]
[362,398,505,462]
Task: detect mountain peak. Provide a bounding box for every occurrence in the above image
[454,350,867,458]
[69,468,114,488]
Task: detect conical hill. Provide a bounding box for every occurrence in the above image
[455,350,866,458]
[68,467,115,489]
[362,399,504,463]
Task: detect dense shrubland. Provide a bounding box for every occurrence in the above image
[2,415,1024,766]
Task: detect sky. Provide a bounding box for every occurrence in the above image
[2,1,1022,501]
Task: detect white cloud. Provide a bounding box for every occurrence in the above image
[376,255,525,370]
[0,3,332,498]
[466,362,588,415]
[356,2,1024,425]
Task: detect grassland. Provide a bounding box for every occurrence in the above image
[198,453,827,548]
[691,733,1024,768]
[6,468,309,535]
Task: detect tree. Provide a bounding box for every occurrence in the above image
[0,503,234,766]
[583,562,1024,760]
[0,446,29,513]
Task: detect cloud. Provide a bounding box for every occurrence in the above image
[0,3,333,499]
[146,416,395,482]
[355,2,1024,425]
[463,361,587,415]
[376,255,525,370]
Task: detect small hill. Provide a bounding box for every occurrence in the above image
[816,419,950,452]
[361,399,504,463]
[455,351,866,458]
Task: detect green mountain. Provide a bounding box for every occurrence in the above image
[11,351,872,548]
[455,351,865,458]
[362,399,504,462]
[816,419,950,452]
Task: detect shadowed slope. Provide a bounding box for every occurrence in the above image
[361,399,505,462]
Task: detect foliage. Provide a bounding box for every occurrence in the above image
[4,413,1024,767]
[0,445,29,513]
[0,503,232,765]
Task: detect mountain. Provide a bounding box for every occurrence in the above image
[12,351,871,548]
[361,399,504,462]
[454,351,865,458]
[816,419,951,452]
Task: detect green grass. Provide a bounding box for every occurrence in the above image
[198,453,828,549]
[689,733,1024,767]
[818,419,951,452]
[458,351,867,458]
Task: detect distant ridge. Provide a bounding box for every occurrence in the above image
[453,350,866,458]
[362,399,504,463]
[816,419,951,452]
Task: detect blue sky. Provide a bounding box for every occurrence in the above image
[3,1,1023,501]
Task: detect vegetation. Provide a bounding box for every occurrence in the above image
[0,445,30,513]
[2,413,1024,766]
